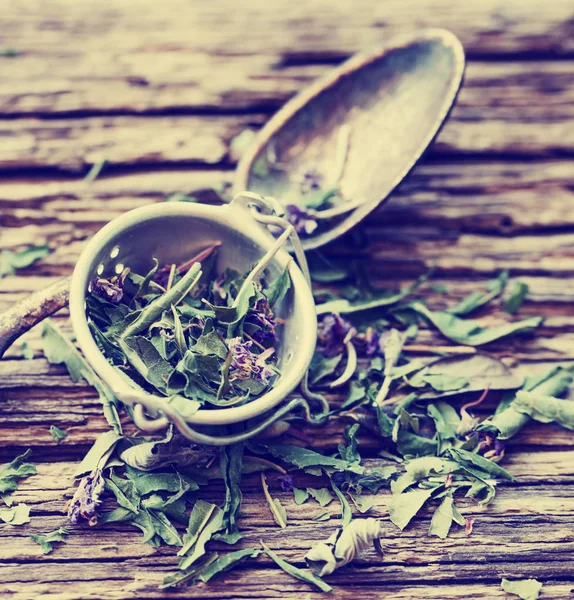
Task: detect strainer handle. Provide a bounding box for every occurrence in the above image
[230,192,312,288]
[131,396,311,446]
[0,276,70,358]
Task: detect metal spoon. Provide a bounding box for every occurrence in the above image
[235,28,465,250]
[0,28,464,357]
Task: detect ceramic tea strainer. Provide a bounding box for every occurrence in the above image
[0,30,465,444]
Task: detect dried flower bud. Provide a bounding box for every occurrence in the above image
[228,338,276,383]
[317,313,354,357]
[286,205,318,236]
[306,518,383,576]
[67,469,105,526]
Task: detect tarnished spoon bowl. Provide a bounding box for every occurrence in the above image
[235,29,465,250]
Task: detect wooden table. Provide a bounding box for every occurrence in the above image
[1,1,574,598]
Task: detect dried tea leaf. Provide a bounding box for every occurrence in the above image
[316,276,426,316]
[0,449,36,495]
[388,488,435,530]
[293,488,310,505]
[161,553,219,589]
[447,272,507,316]
[409,302,542,346]
[416,354,523,399]
[503,282,529,315]
[481,366,573,439]
[428,494,455,539]
[338,424,361,464]
[50,425,68,443]
[30,528,69,554]
[75,431,121,477]
[20,341,34,360]
[447,448,514,481]
[501,578,542,600]
[391,457,449,495]
[178,502,224,570]
[307,488,334,508]
[306,518,383,577]
[262,444,364,475]
[265,268,291,308]
[512,391,574,430]
[349,493,376,513]
[0,503,30,525]
[310,354,343,385]
[330,481,352,528]
[312,512,331,522]
[197,547,261,583]
[261,541,333,593]
[0,245,50,278]
[42,320,121,434]
[213,443,243,544]
[261,472,287,528]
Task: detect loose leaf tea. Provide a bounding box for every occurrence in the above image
[39,222,574,594]
[0,244,50,278]
[501,578,543,600]
[85,243,288,411]
[30,528,69,555]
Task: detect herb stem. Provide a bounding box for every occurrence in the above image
[330,341,357,388]
[165,264,176,292]
[232,226,293,309]
[243,332,266,351]
[245,456,287,474]
[403,344,478,355]
[120,263,202,339]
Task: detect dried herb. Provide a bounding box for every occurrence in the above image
[20,341,34,360]
[503,281,529,314]
[86,243,288,411]
[30,528,69,554]
[306,518,383,576]
[261,541,333,592]
[50,425,68,443]
[0,245,50,278]
[447,272,507,316]
[261,443,364,475]
[214,443,244,544]
[512,390,574,429]
[261,472,287,528]
[0,449,36,496]
[409,302,542,346]
[42,320,122,434]
[0,503,30,525]
[501,578,543,600]
[307,488,334,508]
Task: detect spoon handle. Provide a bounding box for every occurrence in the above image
[0,276,70,358]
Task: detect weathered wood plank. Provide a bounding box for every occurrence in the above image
[1,61,574,172]
[0,0,573,117]
[3,161,574,236]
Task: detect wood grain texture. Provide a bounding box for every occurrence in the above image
[1,0,574,599]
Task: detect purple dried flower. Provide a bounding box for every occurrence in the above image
[228,338,276,384]
[477,432,505,461]
[286,205,318,236]
[293,168,323,194]
[67,469,105,526]
[153,264,173,289]
[91,277,124,303]
[213,272,228,300]
[355,327,380,357]
[317,313,354,357]
[245,298,278,345]
[277,473,294,492]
